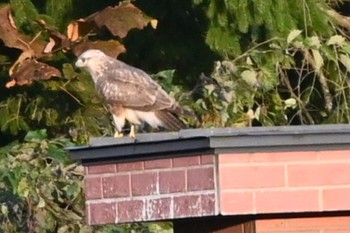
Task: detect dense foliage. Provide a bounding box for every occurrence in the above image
[0,0,349,232]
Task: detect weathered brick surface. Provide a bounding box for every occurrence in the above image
[187,167,215,191]
[173,156,200,167]
[144,158,172,169]
[200,154,215,164]
[174,195,201,217]
[87,164,116,174]
[200,194,216,215]
[117,200,144,222]
[159,170,186,193]
[131,171,158,196]
[84,150,350,225]
[117,161,144,172]
[85,154,217,224]
[102,174,130,198]
[85,177,102,199]
[146,198,171,220]
[89,202,116,225]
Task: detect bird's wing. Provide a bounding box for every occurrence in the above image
[95,60,176,112]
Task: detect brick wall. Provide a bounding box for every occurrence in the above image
[83,149,350,227]
[219,150,350,214]
[84,155,217,225]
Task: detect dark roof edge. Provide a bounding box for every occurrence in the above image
[68,124,350,165]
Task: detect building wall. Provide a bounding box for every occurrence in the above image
[83,149,350,232]
[219,150,350,214]
[84,154,217,225]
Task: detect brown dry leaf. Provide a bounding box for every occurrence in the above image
[67,21,80,42]
[43,37,56,53]
[86,2,156,38]
[72,40,126,57]
[0,5,46,56]
[0,5,30,51]
[150,19,158,29]
[66,18,94,42]
[6,59,62,88]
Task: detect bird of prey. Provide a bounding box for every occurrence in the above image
[75,49,192,138]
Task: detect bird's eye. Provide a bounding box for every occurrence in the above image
[81,58,86,63]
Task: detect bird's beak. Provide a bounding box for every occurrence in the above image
[75,59,83,68]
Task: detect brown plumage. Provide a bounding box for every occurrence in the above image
[75,49,191,137]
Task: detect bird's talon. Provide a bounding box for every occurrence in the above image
[129,125,136,138]
[114,132,124,138]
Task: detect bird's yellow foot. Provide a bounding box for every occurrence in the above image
[128,125,136,138]
[114,132,124,138]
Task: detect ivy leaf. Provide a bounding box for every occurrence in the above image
[339,54,350,71]
[24,129,48,141]
[152,69,175,92]
[311,49,324,71]
[327,35,345,46]
[287,29,302,44]
[241,70,258,87]
[47,144,71,164]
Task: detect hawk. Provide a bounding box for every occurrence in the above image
[75,49,192,138]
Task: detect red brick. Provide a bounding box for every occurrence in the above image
[288,163,350,187]
[117,200,144,222]
[146,198,171,220]
[131,171,158,196]
[159,170,186,193]
[220,191,254,214]
[89,202,116,225]
[144,158,172,169]
[173,156,200,167]
[220,152,319,164]
[257,216,350,232]
[201,194,216,215]
[102,174,130,198]
[255,190,319,213]
[88,164,116,174]
[117,161,144,172]
[286,216,350,229]
[220,165,285,189]
[174,195,201,217]
[201,154,215,164]
[85,177,102,199]
[323,188,350,211]
[318,150,350,160]
[187,167,215,191]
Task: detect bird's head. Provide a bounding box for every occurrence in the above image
[75,49,107,68]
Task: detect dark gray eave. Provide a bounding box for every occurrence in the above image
[68,124,350,165]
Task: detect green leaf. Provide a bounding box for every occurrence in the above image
[327,35,345,46]
[339,54,350,71]
[47,144,71,164]
[311,49,324,71]
[287,29,302,44]
[24,129,48,141]
[241,70,258,87]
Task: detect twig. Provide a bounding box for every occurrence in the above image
[303,49,333,112]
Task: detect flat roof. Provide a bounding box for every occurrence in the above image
[68,124,350,165]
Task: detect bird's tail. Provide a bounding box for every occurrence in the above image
[155,110,187,131]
